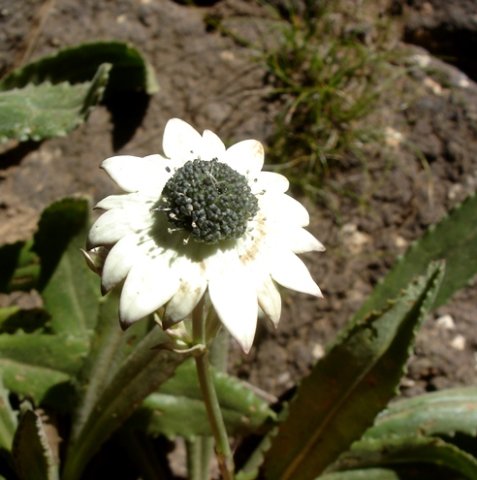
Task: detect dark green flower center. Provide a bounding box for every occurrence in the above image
[159,159,258,244]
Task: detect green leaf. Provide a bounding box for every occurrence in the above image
[0,63,110,144]
[0,378,16,453]
[0,240,39,293]
[0,198,98,412]
[131,359,274,438]
[0,241,40,292]
[318,468,402,480]
[0,307,20,327]
[12,408,59,480]
[0,307,50,334]
[333,436,477,480]
[33,198,100,334]
[318,465,459,480]
[363,387,477,440]
[62,328,191,480]
[262,262,444,480]
[354,191,477,322]
[70,289,149,443]
[0,41,158,95]
[236,432,275,480]
[0,333,88,406]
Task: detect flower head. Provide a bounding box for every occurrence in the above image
[87,118,324,353]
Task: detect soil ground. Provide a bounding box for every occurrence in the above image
[0,0,476,447]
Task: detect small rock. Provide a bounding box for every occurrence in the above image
[341,223,358,235]
[448,183,464,201]
[220,50,236,62]
[409,53,431,68]
[450,334,466,351]
[384,127,404,148]
[423,77,444,96]
[436,314,455,330]
[312,343,325,360]
[393,234,408,249]
[457,74,470,88]
[340,223,371,254]
[401,377,416,388]
[277,371,291,386]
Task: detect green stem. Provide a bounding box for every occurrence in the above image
[193,303,235,480]
[195,352,235,479]
[187,439,201,480]
[199,437,215,479]
[187,437,214,480]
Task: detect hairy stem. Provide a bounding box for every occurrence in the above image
[193,301,234,480]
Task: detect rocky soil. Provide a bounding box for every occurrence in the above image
[0,0,476,407]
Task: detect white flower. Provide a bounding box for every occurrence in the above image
[87,118,324,353]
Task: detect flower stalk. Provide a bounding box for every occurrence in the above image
[193,300,235,479]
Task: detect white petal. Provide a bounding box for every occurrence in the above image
[222,140,264,180]
[89,209,143,246]
[102,154,169,194]
[119,253,180,327]
[269,250,322,297]
[95,192,153,211]
[252,171,289,194]
[208,253,258,353]
[257,276,281,326]
[260,193,310,227]
[164,258,207,323]
[163,118,202,160]
[199,130,226,160]
[89,207,152,245]
[102,234,141,292]
[283,228,325,253]
[103,205,152,228]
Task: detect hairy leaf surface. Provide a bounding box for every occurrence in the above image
[354,192,477,322]
[262,263,444,480]
[363,387,477,440]
[333,436,477,480]
[0,41,158,94]
[12,408,59,480]
[63,328,190,480]
[132,359,274,438]
[0,64,110,144]
[34,198,99,334]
